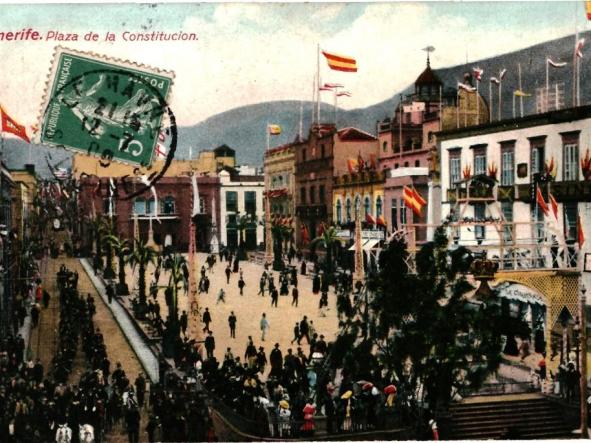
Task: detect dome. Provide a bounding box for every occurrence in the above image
[415,64,443,87]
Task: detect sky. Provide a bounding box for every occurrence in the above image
[0,1,589,129]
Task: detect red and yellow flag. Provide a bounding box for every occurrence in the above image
[548,192,559,220]
[0,106,30,143]
[347,158,358,174]
[536,185,549,217]
[587,1,591,20]
[268,124,281,135]
[322,50,358,72]
[376,215,387,227]
[403,186,426,217]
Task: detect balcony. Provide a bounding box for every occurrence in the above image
[516,180,591,203]
[334,170,385,186]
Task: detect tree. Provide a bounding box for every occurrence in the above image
[163,253,189,324]
[310,225,340,277]
[271,223,291,271]
[105,234,131,294]
[128,239,157,311]
[330,227,528,427]
[100,218,117,279]
[236,214,251,260]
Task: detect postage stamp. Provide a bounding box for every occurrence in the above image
[38,46,174,168]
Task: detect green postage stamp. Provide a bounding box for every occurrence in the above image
[38,47,174,167]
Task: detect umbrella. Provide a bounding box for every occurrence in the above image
[341,390,353,400]
[279,400,290,409]
[384,384,397,395]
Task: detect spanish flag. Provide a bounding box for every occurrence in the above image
[268,124,281,135]
[376,215,387,227]
[403,186,426,217]
[536,185,549,217]
[322,50,358,72]
[548,192,559,220]
[0,106,30,143]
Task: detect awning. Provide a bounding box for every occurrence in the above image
[493,282,547,306]
[348,239,380,251]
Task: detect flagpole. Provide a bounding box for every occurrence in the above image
[299,101,303,140]
[577,55,581,106]
[464,89,467,127]
[573,32,578,108]
[512,92,516,119]
[556,83,560,110]
[489,80,493,123]
[498,74,502,121]
[518,63,524,117]
[476,77,480,124]
[439,85,443,131]
[334,88,338,126]
[545,57,550,112]
[311,75,316,125]
[316,43,320,123]
[399,94,403,158]
[456,88,460,128]
[266,122,270,151]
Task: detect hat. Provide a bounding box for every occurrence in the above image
[341,390,353,400]
[384,384,397,395]
[279,400,290,409]
[274,343,280,348]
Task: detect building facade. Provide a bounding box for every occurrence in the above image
[218,170,265,250]
[263,140,297,220]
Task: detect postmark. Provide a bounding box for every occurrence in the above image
[37,46,174,169]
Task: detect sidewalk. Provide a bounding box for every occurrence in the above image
[79,258,159,382]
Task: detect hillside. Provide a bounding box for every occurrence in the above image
[5,30,590,176]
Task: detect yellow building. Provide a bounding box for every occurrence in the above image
[72,144,236,178]
[333,169,385,226]
[263,140,298,218]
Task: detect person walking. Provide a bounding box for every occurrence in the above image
[179,310,188,336]
[245,338,257,368]
[125,402,141,443]
[205,331,216,359]
[291,322,300,345]
[291,287,299,307]
[260,313,270,341]
[217,288,226,304]
[202,308,212,333]
[258,276,266,296]
[256,346,267,374]
[238,277,245,296]
[271,288,279,307]
[134,373,146,408]
[204,276,210,294]
[269,343,283,377]
[228,311,237,338]
[225,265,231,284]
[298,316,310,345]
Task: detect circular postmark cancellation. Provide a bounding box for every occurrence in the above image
[37,46,177,199]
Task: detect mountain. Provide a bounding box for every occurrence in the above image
[5,30,589,176]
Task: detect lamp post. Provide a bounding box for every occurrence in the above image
[579,285,588,438]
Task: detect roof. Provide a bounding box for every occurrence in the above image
[337,127,377,142]
[214,144,236,156]
[415,64,443,87]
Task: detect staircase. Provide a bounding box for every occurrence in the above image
[448,395,575,439]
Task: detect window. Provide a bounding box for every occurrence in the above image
[564,202,578,241]
[404,161,409,167]
[400,198,407,225]
[346,199,352,222]
[309,186,316,204]
[302,149,307,162]
[336,200,342,224]
[473,146,487,176]
[530,138,545,179]
[199,197,205,214]
[564,142,579,181]
[501,201,513,242]
[226,191,238,212]
[245,191,256,215]
[364,196,371,216]
[449,151,461,186]
[391,199,398,229]
[319,185,325,203]
[474,203,485,240]
[146,197,157,215]
[415,160,420,167]
[354,195,361,214]
[382,141,388,152]
[300,187,306,204]
[162,196,175,214]
[501,143,515,186]
[376,196,383,218]
[133,198,146,215]
[395,163,400,169]
[321,144,325,158]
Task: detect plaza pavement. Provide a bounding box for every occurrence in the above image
[121,253,341,368]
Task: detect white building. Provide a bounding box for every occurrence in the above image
[218,169,265,250]
[437,106,591,288]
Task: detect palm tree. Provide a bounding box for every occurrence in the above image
[100,218,117,279]
[163,253,189,324]
[271,223,291,271]
[105,234,131,294]
[310,224,341,276]
[128,239,157,312]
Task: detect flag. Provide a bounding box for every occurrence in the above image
[547,58,567,68]
[548,192,558,220]
[347,158,358,174]
[337,91,352,97]
[0,106,30,143]
[576,38,585,58]
[499,68,507,80]
[376,215,387,227]
[324,82,344,88]
[578,213,585,246]
[321,50,358,72]
[458,82,476,92]
[268,124,281,135]
[472,67,483,81]
[365,213,376,225]
[587,1,591,20]
[536,185,549,216]
[490,77,500,85]
[403,186,425,217]
[514,90,532,97]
